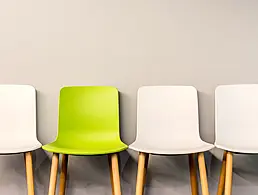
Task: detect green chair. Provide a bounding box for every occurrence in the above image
[42,86,127,195]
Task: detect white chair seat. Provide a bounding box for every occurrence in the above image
[215,144,258,154]
[130,139,213,155]
[215,84,258,154]
[0,139,41,154]
[0,85,41,154]
[129,86,214,155]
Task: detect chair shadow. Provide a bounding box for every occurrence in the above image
[197,91,215,144]
[210,152,258,186]
[118,91,137,145]
[123,154,193,195]
[35,149,130,195]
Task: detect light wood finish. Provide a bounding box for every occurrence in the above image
[225,152,233,195]
[189,153,198,195]
[108,155,115,195]
[24,152,35,195]
[108,153,121,195]
[135,152,149,195]
[59,154,68,195]
[197,152,209,195]
[48,153,59,195]
[217,151,227,195]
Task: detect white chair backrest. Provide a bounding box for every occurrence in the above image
[215,84,258,151]
[136,86,200,146]
[0,85,36,140]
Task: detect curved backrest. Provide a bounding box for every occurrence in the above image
[136,86,200,145]
[0,85,37,140]
[57,86,120,141]
[215,84,258,151]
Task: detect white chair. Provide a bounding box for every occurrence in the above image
[130,86,214,195]
[0,85,41,195]
[215,84,258,195]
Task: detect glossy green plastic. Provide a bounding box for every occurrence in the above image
[42,86,127,155]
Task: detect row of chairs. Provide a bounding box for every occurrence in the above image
[0,84,254,195]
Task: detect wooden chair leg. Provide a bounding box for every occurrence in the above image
[59,154,68,195]
[135,152,149,195]
[188,153,198,195]
[24,152,35,195]
[225,151,233,195]
[217,151,227,195]
[108,153,121,195]
[48,153,59,195]
[197,152,209,195]
[143,153,149,185]
[108,155,115,195]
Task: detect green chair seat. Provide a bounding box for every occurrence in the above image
[43,138,127,155]
[42,86,127,155]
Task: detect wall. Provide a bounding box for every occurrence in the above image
[0,0,258,194]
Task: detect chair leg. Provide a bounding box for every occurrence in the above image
[108,155,115,195]
[24,152,35,195]
[135,152,149,195]
[108,153,121,195]
[188,153,198,195]
[143,153,149,185]
[217,151,227,195]
[59,154,68,195]
[225,151,233,195]
[48,153,59,195]
[197,152,209,195]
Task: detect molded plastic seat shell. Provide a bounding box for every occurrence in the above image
[215,84,258,153]
[0,85,41,154]
[129,86,213,155]
[42,86,127,155]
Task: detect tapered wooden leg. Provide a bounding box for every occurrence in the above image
[59,154,68,195]
[108,153,121,195]
[225,152,233,195]
[48,153,59,195]
[24,152,35,195]
[189,153,198,195]
[217,151,227,195]
[135,152,149,195]
[197,152,209,195]
[108,155,115,195]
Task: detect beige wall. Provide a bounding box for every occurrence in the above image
[0,1,258,194]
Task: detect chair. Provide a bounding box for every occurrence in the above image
[0,84,41,195]
[215,84,258,195]
[129,86,214,195]
[42,86,127,195]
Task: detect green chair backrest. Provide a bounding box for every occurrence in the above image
[57,86,120,141]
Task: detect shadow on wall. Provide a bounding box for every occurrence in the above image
[119,91,137,146]
[36,90,59,145]
[198,91,215,144]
